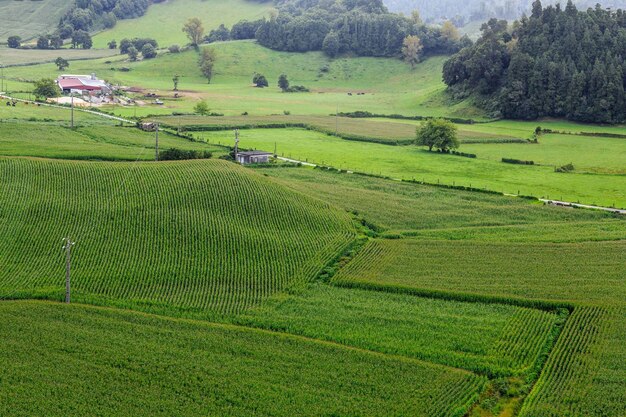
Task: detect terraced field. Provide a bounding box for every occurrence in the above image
[0,301,486,417]
[0,158,355,316]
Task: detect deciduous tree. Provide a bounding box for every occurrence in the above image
[402,35,423,69]
[183,18,205,47]
[416,119,459,152]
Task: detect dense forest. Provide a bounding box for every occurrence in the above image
[443,0,626,124]
[235,0,469,57]
[384,0,625,25]
[59,0,161,34]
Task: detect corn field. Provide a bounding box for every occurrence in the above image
[0,158,356,316]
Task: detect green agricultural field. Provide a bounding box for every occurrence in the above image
[2,42,480,118]
[259,166,617,233]
[334,238,626,306]
[0,101,109,124]
[92,0,272,49]
[222,128,626,207]
[0,0,72,40]
[239,283,562,378]
[0,158,355,317]
[0,301,486,417]
[0,122,226,161]
[0,46,119,66]
[153,114,519,143]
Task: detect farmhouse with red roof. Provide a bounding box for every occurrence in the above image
[57,74,112,95]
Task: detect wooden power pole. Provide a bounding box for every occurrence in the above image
[155,123,159,161]
[234,129,240,159]
[63,237,75,304]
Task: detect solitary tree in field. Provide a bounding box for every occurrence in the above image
[278,74,289,91]
[198,47,216,83]
[33,78,60,100]
[108,40,117,49]
[253,73,268,88]
[183,18,205,47]
[402,35,423,69]
[54,57,69,71]
[7,36,21,49]
[172,75,180,91]
[194,100,210,115]
[416,119,459,152]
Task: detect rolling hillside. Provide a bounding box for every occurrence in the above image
[0,158,355,317]
[92,0,272,48]
[0,0,72,41]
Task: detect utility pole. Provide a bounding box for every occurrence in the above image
[155,123,159,161]
[62,237,75,304]
[335,103,339,136]
[70,94,74,129]
[234,129,240,160]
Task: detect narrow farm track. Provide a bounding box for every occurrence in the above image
[0,157,356,316]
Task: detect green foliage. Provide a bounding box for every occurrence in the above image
[140,43,157,59]
[0,158,355,317]
[7,35,21,48]
[206,23,231,43]
[444,4,626,123]
[240,284,560,377]
[33,78,59,99]
[193,100,210,115]
[71,29,92,49]
[322,30,340,57]
[54,57,69,71]
[253,73,268,88]
[416,118,459,151]
[555,163,575,173]
[127,45,138,61]
[182,17,204,46]
[107,39,117,49]
[159,148,212,160]
[198,47,216,83]
[278,73,289,92]
[0,301,485,417]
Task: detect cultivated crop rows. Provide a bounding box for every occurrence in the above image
[0,158,355,316]
[518,307,612,417]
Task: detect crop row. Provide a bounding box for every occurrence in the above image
[0,158,355,316]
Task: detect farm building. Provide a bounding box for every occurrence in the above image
[57,74,111,95]
[236,151,273,165]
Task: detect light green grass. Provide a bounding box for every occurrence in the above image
[92,0,272,49]
[0,101,110,124]
[0,46,119,66]
[0,301,486,417]
[2,42,480,118]
[0,0,72,40]
[0,158,355,316]
[224,128,626,207]
[463,133,626,174]
[0,122,226,160]
[259,166,615,233]
[239,283,560,377]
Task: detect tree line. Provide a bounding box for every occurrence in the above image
[224,0,468,58]
[443,0,626,124]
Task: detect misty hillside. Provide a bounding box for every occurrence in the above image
[384,0,624,24]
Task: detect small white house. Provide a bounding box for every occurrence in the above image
[236,151,272,165]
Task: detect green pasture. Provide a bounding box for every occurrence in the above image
[0,101,109,124]
[92,0,272,49]
[2,42,479,118]
[240,283,560,377]
[228,128,626,207]
[0,122,225,160]
[260,166,615,233]
[0,301,485,417]
[0,46,119,67]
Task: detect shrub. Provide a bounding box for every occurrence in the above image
[502,158,534,165]
[159,148,212,161]
[555,163,575,173]
[168,44,180,53]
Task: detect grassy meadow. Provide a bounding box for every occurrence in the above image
[0,301,486,417]
[0,46,119,67]
[225,128,626,207]
[92,0,272,49]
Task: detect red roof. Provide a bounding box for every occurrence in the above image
[58,78,104,91]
